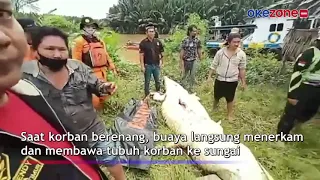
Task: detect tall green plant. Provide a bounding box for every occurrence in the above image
[40,15,78,34]
[246,50,292,85]
[164,13,209,58]
[186,13,208,47]
[106,0,276,34]
[12,0,39,13]
[100,29,122,63]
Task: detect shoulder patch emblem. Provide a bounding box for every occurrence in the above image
[0,153,11,180]
[13,156,44,180]
[298,60,306,67]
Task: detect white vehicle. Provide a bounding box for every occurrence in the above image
[242,17,293,49]
[206,16,320,59]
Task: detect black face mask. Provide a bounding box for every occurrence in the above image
[38,54,67,72]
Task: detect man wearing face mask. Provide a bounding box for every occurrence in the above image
[22,26,126,180]
[72,17,117,111]
[0,0,109,179]
[180,25,202,92]
[17,18,38,61]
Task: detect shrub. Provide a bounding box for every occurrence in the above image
[100,29,122,63]
[41,15,78,34]
[246,49,292,85]
[164,13,209,59]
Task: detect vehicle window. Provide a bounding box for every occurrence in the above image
[269,24,276,32]
[242,28,255,38]
[277,23,284,31]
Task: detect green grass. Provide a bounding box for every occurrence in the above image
[101,62,320,180]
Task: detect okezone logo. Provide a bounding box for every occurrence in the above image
[247,9,309,18]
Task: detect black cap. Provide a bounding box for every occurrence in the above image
[80,17,99,30]
[145,23,156,30]
[17,18,37,31]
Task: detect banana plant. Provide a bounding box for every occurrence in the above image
[12,0,39,13]
[106,0,278,33]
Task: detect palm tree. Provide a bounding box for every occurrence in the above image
[105,0,277,34]
[11,0,40,13]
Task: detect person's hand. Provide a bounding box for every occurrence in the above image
[240,83,247,91]
[104,82,117,95]
[180,68,184,75]
[112,69,118,76]
[207,77,212,82]
[288,98,298,105]
[180,64,184,74]
[141,66,145,73]
[160,60,163,68]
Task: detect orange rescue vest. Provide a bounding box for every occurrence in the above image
[24,45,37,61]
[82,40,108,68]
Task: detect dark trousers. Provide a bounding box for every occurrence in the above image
[181,60,197,91]
[144,64,161,96]
[277,84,320,134]
[214,79,238,103]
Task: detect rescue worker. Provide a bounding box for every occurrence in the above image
[72,17,117,111]
[17,18,38,61]
[0,1,108,179]
[22,26,126,180]
[277,32,320,135]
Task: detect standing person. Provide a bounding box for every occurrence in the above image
[72,17,117,111]
[0,1,108,179]
[180,25,202,92]
[139,25,164,97]
[222,28,243,49]
[207,33,247,120]
[22,26,126,180]
[155,27,159,38]
[16,18,38,61]
[277,35,320,135]
[145,23,159,38]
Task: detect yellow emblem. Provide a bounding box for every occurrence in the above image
[248,42,264,49]
[85,19,90,23]
[13,156,44,180]
[0,153,11,180]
